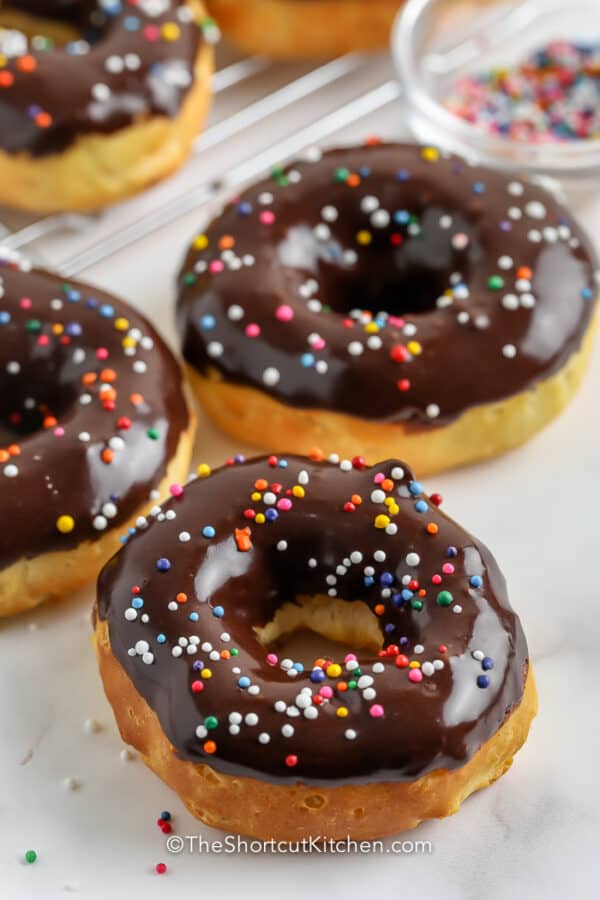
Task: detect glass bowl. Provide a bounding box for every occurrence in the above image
[392,0,600,181]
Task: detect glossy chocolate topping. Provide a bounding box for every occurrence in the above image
[177,143,598,425]
[97,454,528,785]
[0,248,190,570]
[0,0,215,156]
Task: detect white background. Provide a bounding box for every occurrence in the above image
[1,38,600,900]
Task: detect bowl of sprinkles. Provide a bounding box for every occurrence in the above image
[393,0,600,179]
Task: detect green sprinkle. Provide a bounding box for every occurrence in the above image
[230,648,239,656]
[436,590,453,607]
[147,427,160,440]
[25,319,41,333]
[204,716,218,730]
[25,850,37,864]
[411,599,424,611]
[334,167,350,182]
[488,275,504,291]
[183,273,197,286]
[348,680,358,690]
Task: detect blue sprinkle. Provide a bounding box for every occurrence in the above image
[380,572,394,586]
[234,454,245,463]
[202,526,216,539]
[364,576,374,587]
[358,166,371,177]
[293,662,304,673]
[384,623,396,633]
[0,311,11,324]
[301,352,315,367]
[212,606,225,618]
[395,169,410,182]
[477,675,490,689]
[399,636,409,646]
[408,481,423,496]
[65,288,81,302]
[99,304,114,318]
[446,546,458,558]
[160,811,171,822]
[401,588,413,602]
[265,508,278,522]
[414,499,428,513]
[238,676,251,688]
[394,209,410,224]
[66,322,82,337]
[123,15,140,30]
[482,657,494,671]
[132,597,144,609]
[278,459,288,468]
[189,612,199,622]
[85,297,98,309]
[157,634,166,644]
[392,593,405,607]
[237,201,253,216]
[472,181,486,194]
[156,557,171,572]
[469,575,483,588]
[192,660,203,672]
[127,528,136,536]
[581,287,593,300]
[310,669,326,683]
[199,314,216,330]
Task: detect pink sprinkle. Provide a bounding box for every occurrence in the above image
[344,653,357,662]
[275,304,294,322]
[311,336,326,350]
[209,260,224,274]
[144,25,160,40]
[266,653,278,666]
[373,472,385,484]
[96,347,109,360]
[432,574,442,585]
[276,498,292,511]
[37,335,49,346]
[170,484,184,498]
[388,316,405,328]
[369,704,385,718]
[53,427,64,437]
[408,669,423,683]
[319,686,333,699]
[245,323,260,338]
[20,297,32,309]
[259,211,275,226]
[442,563,455,574]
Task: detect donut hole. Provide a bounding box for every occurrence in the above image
[0,372,78,439]
[325,261,452,318]
[253,594,384,667]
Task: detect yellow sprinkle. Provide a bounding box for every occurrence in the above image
[197,463,211,478]
[364,322,379,334]
[56,515,75,534]
[326,663,342,678]
[407,340,422,356]
[292,485,305,498]
[421,146,440,162]
[409,660,421,668]
[162,22,180,40]
[122,336,136,348]
[255,513,266,524]
[336,707,349,718]
[356,230,372,246]
[388,503,399,515]
[201,668,212,679]
[193,234,209,250]
[0,55,7,68]
[384,497,394,507]
[374,514,390,529]
[52,323,63,335]
[251,491,262,502]
[114,317,129,331]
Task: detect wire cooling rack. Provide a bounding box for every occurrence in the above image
[0,45,402,277]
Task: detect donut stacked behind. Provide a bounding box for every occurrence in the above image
[0,0,218,211]
[177,143,599,474]
[95,453,536,840]
[206,0,402,58]
[0,248,194,617]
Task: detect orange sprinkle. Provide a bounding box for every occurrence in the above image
[17,55,37,72]
[234,526,252,552]
[308,446,324,460]
[347,173,360,187]
[337,681,348,692]
[35,112,52,128]
[99,386,116,402]
[8,444,20,456]
[254,478,268,491]
[351,493,362,505]
[218,235,235,250]
[100,368,117,382]
[176,592,188,604]
[220,650,231,659]
[43,416,57,429]
[418,588,427,597]
[101,449,114,464]
[517,266,532,280]
[0,71,14,87]
[0,450,8,463]
[203,740,217,754]
[374,603,385,616]
[381,478,394,492]
[130,392,144,406]
[314,658,327,669]
[426,523,439,535]
[82,372,97,385]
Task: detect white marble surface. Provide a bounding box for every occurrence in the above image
[1,46,600,900]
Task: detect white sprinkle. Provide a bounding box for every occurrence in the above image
[371,489,386,504]
[207,341,223,358]
[345,729,357,741]
[502,344,517,359]
[3,464,18,477]
[502,293,519,310]
[426,403,440,419]
[262,367,280,386]
[347,341,363,356]
[321,205,338,222]
[195,725,208,738]
[281,724,294,738]
[526,201,546,220]
[178,531,191,542]
[405,552,420,567]
[258,732,270,744]
[83,718,101,735]
[276,540,288,551]
[227,304,244,320]
[391,466,404,481]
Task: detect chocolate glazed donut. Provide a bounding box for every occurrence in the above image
[0,0,218,211]
[0,248,194,617]
[95,454,537,840]
[177,143,599,475]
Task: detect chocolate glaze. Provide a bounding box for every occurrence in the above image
[97,454,529,785]
[177,143,598,426]
[0,249,190,570]
[0,0,208,156]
